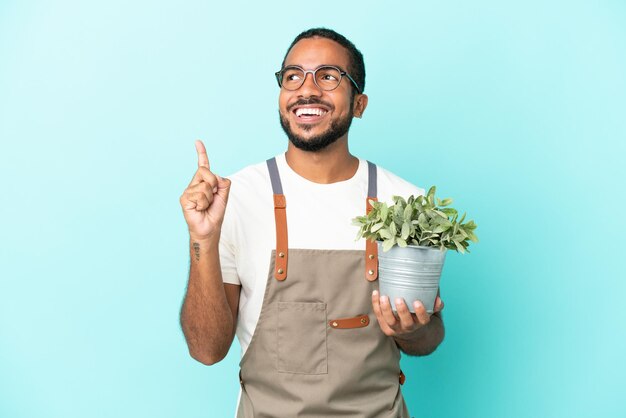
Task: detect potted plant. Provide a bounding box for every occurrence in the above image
[352,186,478,313]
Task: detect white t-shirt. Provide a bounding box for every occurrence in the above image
[219,153,425,355]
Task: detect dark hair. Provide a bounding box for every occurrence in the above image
[281,27,366,94]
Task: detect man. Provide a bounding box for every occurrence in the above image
[179,28,445,418]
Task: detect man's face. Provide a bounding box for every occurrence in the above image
[278,37,360,152]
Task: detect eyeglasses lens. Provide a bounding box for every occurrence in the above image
[281,67,342,91]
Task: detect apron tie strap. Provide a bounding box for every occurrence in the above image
[267,158,288,281]
[365,161,378,281]
[273,194,288,280]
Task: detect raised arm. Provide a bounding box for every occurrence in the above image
[179,140,240,365]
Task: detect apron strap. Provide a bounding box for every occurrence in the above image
[267,158,288,281]
[365,161,379,281]
[266,157,379,282]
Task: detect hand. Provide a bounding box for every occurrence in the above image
[372,289,444,339]
[179,140,231,240]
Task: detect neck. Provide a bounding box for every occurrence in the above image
[285,136,359,184]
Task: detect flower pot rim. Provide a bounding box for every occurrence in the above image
[375,241,448,252]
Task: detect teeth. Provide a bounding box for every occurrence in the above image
[295,107,327,117]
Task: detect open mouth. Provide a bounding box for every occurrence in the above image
[292,106,329,124]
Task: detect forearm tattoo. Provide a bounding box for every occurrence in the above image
[192,242,200,261]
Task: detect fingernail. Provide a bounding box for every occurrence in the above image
[372,290,378,296]
[380,295,388,304]
[395,298,403,306]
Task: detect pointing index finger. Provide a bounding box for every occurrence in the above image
[195,140,210,169]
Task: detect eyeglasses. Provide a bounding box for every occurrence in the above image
[275,65,361,93]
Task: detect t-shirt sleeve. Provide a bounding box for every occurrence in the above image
[376,165,426,203]
[219,198,241,285]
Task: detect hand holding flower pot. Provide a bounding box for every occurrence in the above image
[353,186,478,313]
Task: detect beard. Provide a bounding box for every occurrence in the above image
[279,103,354,152]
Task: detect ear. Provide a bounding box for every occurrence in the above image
[352,93,369,118]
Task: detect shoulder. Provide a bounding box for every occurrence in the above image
[224,158,273,202]
[221,158,275,222]
[227,159,271,189]
[373,163,426,203]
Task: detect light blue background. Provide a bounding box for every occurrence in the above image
[1,1,625,417]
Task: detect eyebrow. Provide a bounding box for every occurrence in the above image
[282,64,346,71]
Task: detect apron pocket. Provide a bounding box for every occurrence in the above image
[277,301,327,374]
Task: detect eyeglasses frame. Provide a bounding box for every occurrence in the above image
[275,65,362,94]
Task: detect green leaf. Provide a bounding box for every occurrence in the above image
[417,216,429,231]
[394,204,404,220]
[379,228,393,240]
[427,186,436,202]
[397,237,407,247]
[426,209,439,220]
[403,204,413,221]
[441,208,457,217]
[401,222,410,240]
[380,203,389,220]
[440,198,453,206]
[433,210,448,219]
[371,222,385,232]
[392,195,407,206]
[382,238,396,252]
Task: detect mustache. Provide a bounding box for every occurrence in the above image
[287,97,333,112]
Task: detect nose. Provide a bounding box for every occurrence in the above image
[298,71,322,97]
